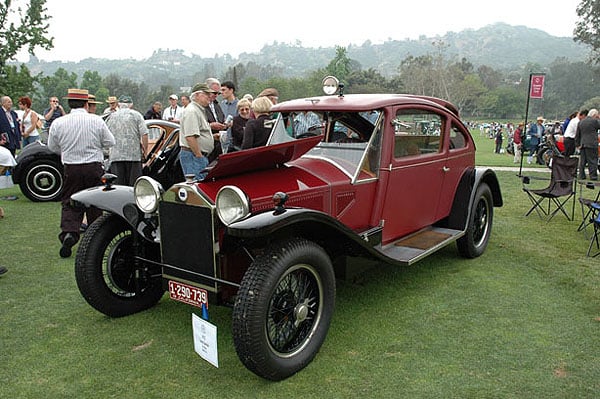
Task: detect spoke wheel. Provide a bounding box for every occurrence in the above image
[233,238,335,381]
[75,214,164,317]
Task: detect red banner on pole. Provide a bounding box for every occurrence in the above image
[529,74,545,99]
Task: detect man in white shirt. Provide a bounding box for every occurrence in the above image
[48,88,115,258]
[563,110,586,157]
[162,94,183,123]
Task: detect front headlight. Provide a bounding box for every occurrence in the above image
[216,185,250,226]
[134,176,163,213]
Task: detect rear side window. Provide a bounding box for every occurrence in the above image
[393,110,443,158]
[449,123,467,150]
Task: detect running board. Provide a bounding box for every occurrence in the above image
[376,227,465,265]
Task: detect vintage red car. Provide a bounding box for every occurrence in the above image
[71,76,503,380]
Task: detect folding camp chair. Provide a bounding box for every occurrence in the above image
[576,180,600,235]
[587,211,600,256]
[522,156,578,221]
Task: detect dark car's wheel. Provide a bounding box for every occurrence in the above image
[232,238,335,381]
[457,183,493,258]
[19,159,64,202]
[537,147,554,168]
[75,213,164,317]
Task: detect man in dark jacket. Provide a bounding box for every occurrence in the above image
[144,102,163,120]
[204,78,227,162]
[575,108,600,180]
[0,96,21,156]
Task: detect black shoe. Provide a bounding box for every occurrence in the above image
[0,266,7,275]
[59,233,77,258]
[80,223,88,233]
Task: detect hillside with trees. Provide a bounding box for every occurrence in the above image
[2,13,598,120]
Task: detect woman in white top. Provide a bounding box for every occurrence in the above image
[17,96,40,147]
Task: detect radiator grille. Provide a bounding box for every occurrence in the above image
[159,201,217,290]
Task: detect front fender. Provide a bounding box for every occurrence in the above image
[225,207,384,259]
[225,208,352,238]
[71,185,157,243]
[71,185,135,218]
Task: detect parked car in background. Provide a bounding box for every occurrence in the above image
[12,119,182,201]
[71,77,503,380]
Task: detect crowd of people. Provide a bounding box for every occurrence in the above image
[0,78,280,263]
[475,110,600,179]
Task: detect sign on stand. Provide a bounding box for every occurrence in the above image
[192,313,219,368]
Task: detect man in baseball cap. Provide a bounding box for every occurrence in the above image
[178,83,216,181]
[163,94,182,122]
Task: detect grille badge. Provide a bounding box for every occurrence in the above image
[178,188,188,202]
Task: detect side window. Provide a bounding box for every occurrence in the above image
[449,123,467,150]
[393,109,444,158]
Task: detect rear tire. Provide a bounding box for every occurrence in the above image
[457,183,493,258]
[19,158,64,202]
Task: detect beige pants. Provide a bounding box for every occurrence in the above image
[513,143,522,163]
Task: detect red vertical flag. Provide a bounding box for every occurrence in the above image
[529,74,545,99]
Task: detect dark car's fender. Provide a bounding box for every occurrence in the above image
[12,141,61,183]
[71,185,157,243]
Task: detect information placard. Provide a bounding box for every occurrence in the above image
[192,313,218,368]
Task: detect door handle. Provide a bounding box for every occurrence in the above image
[442,166,450,172]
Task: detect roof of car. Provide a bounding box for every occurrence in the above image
[273,94,460,118]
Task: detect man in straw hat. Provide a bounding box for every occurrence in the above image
[526,116,545,164]
[103,96,118,116]
[48,88,116,258]
[87,94,103,115]
[178,83,217,180]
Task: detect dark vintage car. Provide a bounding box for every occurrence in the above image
[71,77,503,381]
[11,119,182,201]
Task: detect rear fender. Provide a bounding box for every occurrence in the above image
[446,167,503,231]
[13,142,61,183]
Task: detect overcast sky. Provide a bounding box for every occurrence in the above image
[18,0,582,62]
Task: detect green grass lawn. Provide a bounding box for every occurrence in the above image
[471,128,547,168]
[0,167,598,398]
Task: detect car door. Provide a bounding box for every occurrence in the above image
[435,119,474,220]
[379,107,447,243]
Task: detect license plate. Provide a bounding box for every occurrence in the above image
[168,280,208,309]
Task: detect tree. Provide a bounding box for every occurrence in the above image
[346,68,392,94]
[399,54,435,95]
[38,67,78,111]
[324,47,356,82]
[0,0,53,74]
[103,73,147,107]
[1,64,37,104]
[81,70,104,95]
[574,0,600,63]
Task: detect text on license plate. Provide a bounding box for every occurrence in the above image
[168,280,208,309]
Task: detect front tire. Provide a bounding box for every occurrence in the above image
[75,213,164,317]
[457,183,493,258]
[232,238,335,381]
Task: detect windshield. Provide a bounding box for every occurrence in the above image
[268,110,382,181]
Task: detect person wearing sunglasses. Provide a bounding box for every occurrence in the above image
[41,96,65,143]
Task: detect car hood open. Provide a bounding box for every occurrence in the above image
[203,135,322,181]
